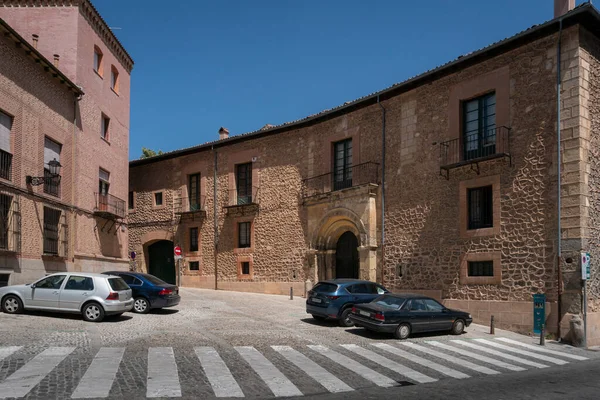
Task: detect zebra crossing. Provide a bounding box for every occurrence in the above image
[0,338,590,399]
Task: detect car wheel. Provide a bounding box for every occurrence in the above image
[451,319,465,335]
[339,308,354,327]
[394,323,411,340]
[133,297,150,314]
[2,295,23,314]
[82,302,105,323]
[312,314,326,321]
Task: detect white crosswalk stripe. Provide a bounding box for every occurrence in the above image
[451,340,549,368]
[308,345,399,387]
[473,339,569,365]
[0,346,21,362]
[236,346,303,397]
[426,341,526,372]
[0,346,75,399]
[398,342,500,375]
[373,343,470,379]
[71,347,125,399]
[273,346,353,393]
[147,347,181,398]
[495,338,589,360]
[195,347,245,398]
[339,344,437,384]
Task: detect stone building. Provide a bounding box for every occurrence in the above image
[129,1,600,344]
[0,0,133,285]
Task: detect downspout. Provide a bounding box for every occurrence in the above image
[213,145,218,290]
[377,95,386,287]
[71,92,83,263]
[556,18,563,339]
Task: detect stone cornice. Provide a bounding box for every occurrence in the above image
[0,0,134,73]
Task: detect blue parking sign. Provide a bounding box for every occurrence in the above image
[533,294,546,334]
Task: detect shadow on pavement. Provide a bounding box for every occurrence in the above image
[300,317,340,327]
[150,308,179,315]
[19,310,133,323]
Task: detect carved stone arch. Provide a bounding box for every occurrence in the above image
[310,207,368,251]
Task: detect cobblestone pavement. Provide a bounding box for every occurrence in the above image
[0,288,596,399]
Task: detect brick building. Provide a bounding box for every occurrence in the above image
[0,0,132,285]
[129,1,600,343]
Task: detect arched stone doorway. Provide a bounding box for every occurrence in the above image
[335,231,359,278]
[147,240,176,284]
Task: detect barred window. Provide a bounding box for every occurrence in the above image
[468,186,493,230]
[468,261,494,277]
[43,207,61,255]
[189,227,198,252]
[238,222,251,248]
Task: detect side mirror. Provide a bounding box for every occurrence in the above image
[30,283,36,289]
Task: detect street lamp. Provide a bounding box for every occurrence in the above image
[26,158,62,186]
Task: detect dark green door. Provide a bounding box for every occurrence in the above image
[148,240,176,284]
[335,231,359,279]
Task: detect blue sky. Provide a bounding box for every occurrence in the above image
[93,0,589,160]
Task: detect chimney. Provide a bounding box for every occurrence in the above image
[218,127,229,140]
[554,0,575,18]
[31,34,39,49]
[53,54,60,68]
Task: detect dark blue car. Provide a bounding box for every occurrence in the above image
[306,279,388,326]
[103,271,180,314]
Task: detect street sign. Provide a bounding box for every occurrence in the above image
[581,252,591,280]
[533,294,546,335]
[174,246,182,260]
[130,251,136,260]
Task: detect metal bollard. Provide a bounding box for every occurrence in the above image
[290,286,293,300]
[490,315,495,335]
[540,324,545,346]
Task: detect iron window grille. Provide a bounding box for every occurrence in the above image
[463,92,496,161]
[0,150,12,181]
[43,207,67,256]
[0,193,19,252]
[468,185,493,230]
[468,261,494,277]
[333,139,352,191]
[238,222,251,248]
[236,163,252,205]
[190,227,199,252]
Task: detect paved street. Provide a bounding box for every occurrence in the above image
[0,288,597,399]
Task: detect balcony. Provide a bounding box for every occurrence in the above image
[224,186,259,216]
[174,195,206,220]
[439,126,511,179]
[302,161,380,199]
[94,192,126,220]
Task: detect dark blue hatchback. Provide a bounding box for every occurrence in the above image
[103,271,180,314]
[306,279,388,326]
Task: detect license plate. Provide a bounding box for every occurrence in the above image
[312,297,322,303]
[359,310,371,317]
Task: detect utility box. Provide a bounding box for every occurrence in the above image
[533,294,546,334]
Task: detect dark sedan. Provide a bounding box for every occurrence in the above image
[102,271,180,314]
[349,293,472,339]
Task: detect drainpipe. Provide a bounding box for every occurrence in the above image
[556,18,563,339]
[377,95,386,287]
[71,92,83,263]
[213,146,218,290]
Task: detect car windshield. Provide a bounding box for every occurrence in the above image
[372,296,406,310]
[108,277,130,291]
[312,283,338,293]
[141,274,169,286]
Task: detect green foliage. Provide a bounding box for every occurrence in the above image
[140,147,164,159]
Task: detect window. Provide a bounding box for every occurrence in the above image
[43,207,61,255]
[189,227,198,252]
[236,163,252,205]
[108,277,129,291]
[333,139,352,190]
[188,173,201,211]
[43,137,61,197]
[238,222,251,248]
[348,283,378,294]
[64,276,94,291]
[128,191,135,210]
[468,261,494,277]
[0,110,13,181]
[468,186,493,230]
[154,192,163,206]
[0,194,11,250]
[119,274,135,284]
[110,66,119,92]
[189,261,200,271]
[409,299,428,311]
[93,46,103,75]
[0,273,8,287]
[35,274,66,289]
[241,261,250,275]
[423,299,445,312]
[101,114,110,140]
[463,92,496,160]
[99,169,110,196]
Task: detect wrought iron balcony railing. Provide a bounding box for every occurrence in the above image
[94,192,126,219]
[0,150,12,181]
[302,161,380,198]
[174,195,206,215]
[228,186,259,207]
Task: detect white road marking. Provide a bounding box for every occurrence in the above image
[147,347,181,398]
[398,342,500,375]
[307,345,399,387]
[71,347,125,399]
[427,341,526,372]
[372,343,470,379]
[473,339,568,365]
[0,346,75,399]
[496,338,589,361]
[0,346,21,362]
[272,346,353,393]
[451,340,548,368]
[339,344,437,384]
[235,346,302,397]
[195,347,244,398]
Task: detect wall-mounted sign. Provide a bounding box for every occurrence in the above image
[581,252,591,280]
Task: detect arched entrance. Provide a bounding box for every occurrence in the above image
[335,231,359,278]
[147,240,176,284]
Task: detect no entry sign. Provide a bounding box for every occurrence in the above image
[174,246,182,259]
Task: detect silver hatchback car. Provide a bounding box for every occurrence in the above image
[0,272,133,322]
